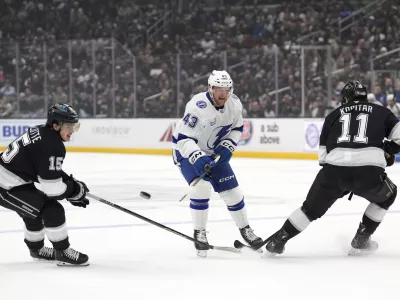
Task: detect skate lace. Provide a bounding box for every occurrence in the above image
[196,230,208,243]
[64,248,80,261]
[38,246,54,258]
[243,227,258,242]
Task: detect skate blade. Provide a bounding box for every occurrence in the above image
[56,260,90,267]
[348,242,378,256]
[263,244,285,257]
[32,258,56,263]
[196,250,207,258]
[262,249,279,257]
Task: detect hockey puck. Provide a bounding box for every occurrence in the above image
[140,191,151,199]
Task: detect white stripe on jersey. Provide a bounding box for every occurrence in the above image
[324,147,386,168]
[38,176,67,197]
[318,146,327,164]
[0,163,32,190]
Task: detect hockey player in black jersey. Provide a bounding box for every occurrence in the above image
[0,103,90,266]
[264,80,400,256]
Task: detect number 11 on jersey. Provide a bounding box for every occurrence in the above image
[337,113,369,144]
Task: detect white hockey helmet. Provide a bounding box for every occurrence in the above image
[208,70,233,98]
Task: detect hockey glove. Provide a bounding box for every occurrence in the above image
[66,175,90,208]
[383,140,400,155]
[385,152,395,167]
[189,150,214,177]
[213,139,236,165]
[383,140,398,167]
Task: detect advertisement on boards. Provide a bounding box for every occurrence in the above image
[0,119,45,146]
[304,120,324,152]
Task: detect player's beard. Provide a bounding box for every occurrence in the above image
[214,96,228,107]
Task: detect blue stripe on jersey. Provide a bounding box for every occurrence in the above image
[172,133,198,144]
[227,198,245,211]
[232,125,244,132]
[206,92,213,104]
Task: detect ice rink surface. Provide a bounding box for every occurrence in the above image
[1,153,400,300]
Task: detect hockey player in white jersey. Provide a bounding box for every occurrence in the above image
[172,70,262,257]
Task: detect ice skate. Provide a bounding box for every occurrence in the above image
[265,229,290,255]
[349,223,378,256]
[239,225,263,250]
[194,229,209,258]
[30,246,55,261]
[55,247,89,266]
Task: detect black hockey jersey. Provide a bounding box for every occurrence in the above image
[0,125,71,199]
[319,101,400,168]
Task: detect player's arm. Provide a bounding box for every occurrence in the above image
[226,108,244,145]
[174,106,204,159]
[383,112,400,166]
[174,106,214,175]
[213,98,243,164]
[33,145,71,200]
[318,119,329,165]
[34,146,89,207]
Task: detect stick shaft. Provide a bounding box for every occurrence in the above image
[87,193,239,253]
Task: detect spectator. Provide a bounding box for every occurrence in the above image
[1,0,400,117]
[387,94,400,117]
[395,81,400,103]
[0,80,16,96]
[0,95,13,117]
[374,85,386,106]
[367,93,383,106]
[52,86,68,104]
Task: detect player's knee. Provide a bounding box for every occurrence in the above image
[23,216,44,231]
[41,200,66,228]
[189,179,212,200]
[219,187,244,210]
[301,204,322,221]
[378,186,397,210]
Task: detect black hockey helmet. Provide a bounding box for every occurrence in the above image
[46,103,79,129]
[340,80,367,105]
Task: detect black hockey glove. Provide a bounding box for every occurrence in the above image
[383,140,400,155]
[385,152,395,167]
[66,175,90,208]
[383,140,398,167]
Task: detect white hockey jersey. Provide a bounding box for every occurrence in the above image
[172,92,243,161]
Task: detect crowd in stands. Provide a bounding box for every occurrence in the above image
[0,0,399,118]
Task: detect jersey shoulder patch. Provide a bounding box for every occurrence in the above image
[196,100,207,109]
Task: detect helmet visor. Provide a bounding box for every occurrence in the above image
[61,122,81,132]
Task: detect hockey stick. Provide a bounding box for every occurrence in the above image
[87,192,240,254]
[178,154,220,202]
[233,235,274,251]
[233,240,263,253]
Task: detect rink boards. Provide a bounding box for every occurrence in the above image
[0,118,396,161]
